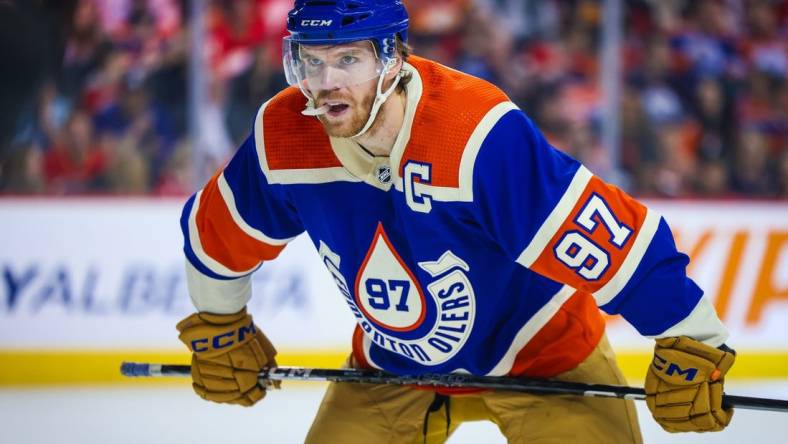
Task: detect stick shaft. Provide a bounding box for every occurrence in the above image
[120,362,788,413]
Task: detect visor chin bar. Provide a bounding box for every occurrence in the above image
[300,58,403,139]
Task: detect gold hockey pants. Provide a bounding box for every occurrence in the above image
[304,335,642,444]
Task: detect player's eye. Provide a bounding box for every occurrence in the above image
[306,57,323,67]
[340,55,358,65]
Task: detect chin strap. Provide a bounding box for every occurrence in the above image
[351,59,402,139]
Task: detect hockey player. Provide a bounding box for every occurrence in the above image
[175,1,736,442]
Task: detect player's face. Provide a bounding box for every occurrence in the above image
[299,42,383,137]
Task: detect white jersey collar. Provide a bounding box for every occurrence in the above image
[328,61,423,191]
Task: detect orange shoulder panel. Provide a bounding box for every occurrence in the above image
[402,56,510,188]
[261,87,341,170]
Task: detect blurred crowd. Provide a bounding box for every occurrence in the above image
[0,0,785,198]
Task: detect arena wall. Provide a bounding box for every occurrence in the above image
[1,198,786,385]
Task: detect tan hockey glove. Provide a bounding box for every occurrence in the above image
[645,336,736,432]
[177,308,278,407]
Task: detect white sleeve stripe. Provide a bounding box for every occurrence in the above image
[187,190,259,278]
[592,209,661,306]
[647,296,729,347]
[648,296,729,348]
[185,259,252,314]
[217,173,297,246]
[516,166,593,268]
[487,285,576,376]
[458,101,520,201]
[254,99,273,179]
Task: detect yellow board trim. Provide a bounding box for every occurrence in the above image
[1,350,787,386]
[0,350,347,387]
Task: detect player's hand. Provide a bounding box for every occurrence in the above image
[645,336,736,432]
[177,307,278,407]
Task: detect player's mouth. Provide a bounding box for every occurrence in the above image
[324,101,350,117]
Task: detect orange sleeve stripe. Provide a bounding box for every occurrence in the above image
[529,177,647,294]
[508,290,605,378]
[195,173,285,273]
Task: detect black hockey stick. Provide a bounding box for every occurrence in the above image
[121,362,788,413]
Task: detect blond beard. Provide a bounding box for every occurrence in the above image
[316,88,381,138]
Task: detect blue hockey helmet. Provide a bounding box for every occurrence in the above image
[285,0,409,58]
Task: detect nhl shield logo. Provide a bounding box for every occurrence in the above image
[375,165,391,185]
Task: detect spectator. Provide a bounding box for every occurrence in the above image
[61,0,113,101]
[778,150,788,198]
[93,73,176,186]
[731,128,777,196]
[44,108,110,193]
[648,121,699,197]
[738,70,785,154]
[2,0,785,199]
[694,159,730,197]
[743,0,787,79]
[154,137,193,196]
[692,76,735,162]
[105,131,151,194]
[620,85,658,188]
[207,0,267,80]
[0,142,45,194]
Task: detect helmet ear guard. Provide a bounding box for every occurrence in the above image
[376,35,400,59]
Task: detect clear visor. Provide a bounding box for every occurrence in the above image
[283,38,393,94]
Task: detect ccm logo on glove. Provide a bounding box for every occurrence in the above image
[190,321,257,352]
[651,354,700,382]
[645,336,735,433]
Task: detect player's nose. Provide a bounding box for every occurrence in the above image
[320,66,346,91]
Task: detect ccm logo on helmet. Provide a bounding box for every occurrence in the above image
[190,322,257,352]
[301,19,333,26]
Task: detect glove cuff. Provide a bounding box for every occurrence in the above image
[176,308,249,333]
[198,308,249,326]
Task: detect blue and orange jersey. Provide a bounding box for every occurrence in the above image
[180,56,728,378]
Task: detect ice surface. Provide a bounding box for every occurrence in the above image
[2,381,787,443]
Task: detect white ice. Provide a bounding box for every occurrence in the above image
[2,381,787,443]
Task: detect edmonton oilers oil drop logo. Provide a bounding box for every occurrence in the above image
[319,223,475,366]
